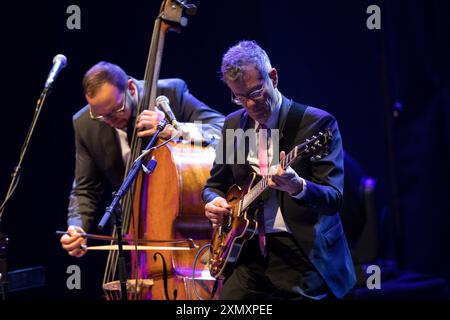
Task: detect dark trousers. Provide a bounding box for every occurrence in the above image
[219,232,330,300]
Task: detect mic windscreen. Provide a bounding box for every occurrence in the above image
[53,54,67,68]
[156,95,170,106]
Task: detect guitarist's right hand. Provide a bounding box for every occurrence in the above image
[205,196,231,226]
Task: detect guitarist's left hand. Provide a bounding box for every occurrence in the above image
[268,151,304,196]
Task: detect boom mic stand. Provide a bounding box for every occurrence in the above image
[0,58,64,299]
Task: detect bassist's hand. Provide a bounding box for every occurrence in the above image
[60,225,87,258]
[136,108,178,139]
[205,196,231,226]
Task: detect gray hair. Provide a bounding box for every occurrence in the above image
[221,40,272,84]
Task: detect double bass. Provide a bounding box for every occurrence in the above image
[101,0,218,300]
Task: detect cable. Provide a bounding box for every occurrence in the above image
[191,243,219,300]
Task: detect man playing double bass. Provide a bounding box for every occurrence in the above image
[60,61,224,256]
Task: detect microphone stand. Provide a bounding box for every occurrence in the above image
[0,86,51,300]
[98,118,167,301]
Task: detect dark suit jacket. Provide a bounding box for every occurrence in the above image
[202,95,356,298]
[68,78,224,231]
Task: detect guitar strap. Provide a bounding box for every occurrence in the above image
[279,101,307,153]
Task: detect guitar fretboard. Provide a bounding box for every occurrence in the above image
[241,146,300,211]
[240,129,331,211]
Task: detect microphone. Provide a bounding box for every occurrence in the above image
[155,95,180,130]
[44,54,67,89]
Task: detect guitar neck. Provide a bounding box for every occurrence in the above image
[241,146,299,210]
[240,128,331,211]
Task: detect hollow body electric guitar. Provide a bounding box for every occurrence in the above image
[208,129,333,279]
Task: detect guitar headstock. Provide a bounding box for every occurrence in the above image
[160,0,197,29]
[297,128,333,160]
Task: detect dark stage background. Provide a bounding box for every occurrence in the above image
[0,0,449,299]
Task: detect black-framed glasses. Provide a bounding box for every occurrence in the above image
[231,84,265,106]
[89,89,127,121]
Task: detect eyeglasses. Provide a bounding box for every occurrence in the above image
[89,90,127,121]
[231,84,265,106]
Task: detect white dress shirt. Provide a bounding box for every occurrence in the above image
[115,128,131,165]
